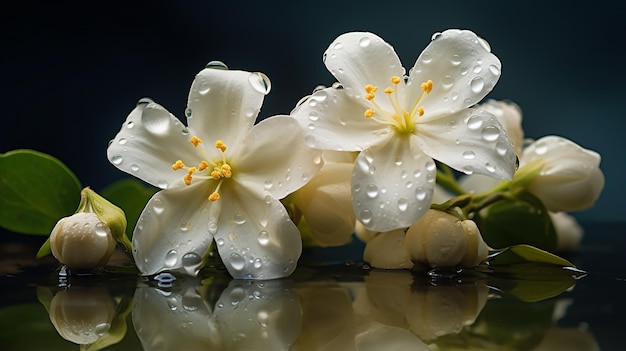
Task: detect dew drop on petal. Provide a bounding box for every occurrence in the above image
[230,253,245,271]
[462,150,476,160]
[308,111,319,121]
[421,51,432,64]
[157,180,168,189]
[431,32,442,41]
[470,77,485,93]
[233,214,246,225]
[216,238,225,246]
[301,173,310,182]
[466,115,483,130]
[359,209,373,225]
[131,164,140,172]
[534,141,548,155]
[111,155,123,165]
[264,180,273,190]
[366,184,379,198]
[442,75,455,89]
[415,187,427,201]
[425,160,436,172]
[485,162,496,173]
[185,107,193,118]
[208,221,218,234]
[164,250,178,268]
[248,72,272,95]
[481,125,500,141]
[489,64,500,76]
[257,230,270,245]
[136,97,154,106]
[472,65,482,74]
[359,37,371,47]
[143,110,170,134]
[118,138,127,145]
[333,42,343,50]
[397,198,408,211]
[496,140,509,156]
[253,258,263,269]
[152,198,165,214]
[450,54,462,66]
[126,121,135,129]
[206,61,229,70]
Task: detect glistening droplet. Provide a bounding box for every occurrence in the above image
[470,77,485,93]
[248,72,272,95]
[206,61,229,70]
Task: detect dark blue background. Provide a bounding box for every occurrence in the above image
[2,1,624,222]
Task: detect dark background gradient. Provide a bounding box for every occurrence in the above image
[2,1,624,222]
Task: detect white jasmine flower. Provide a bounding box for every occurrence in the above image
[107,67,322,279]
[292,29,516,231]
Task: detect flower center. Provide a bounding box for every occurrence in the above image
[172,136,233,201]
[363,76,433,135]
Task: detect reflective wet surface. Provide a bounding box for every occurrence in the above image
[1,222,624,350]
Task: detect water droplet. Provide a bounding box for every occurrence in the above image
[333,42,343,50]
[332,82,344,89]
[216,237,225,246]
[182,252,202,267]
[126,121,135,129]
[450,54,462,66]
[230,253,245,270]
[425,160,436,172]
[359,37,371,47]
[179,221,190,233]
[118,138,127,145]
[466,115,483,130]
[301,173,310,182]
[307,123,315,130]
[420,51,432,64]
[233,214,246,225]
[253,258,263,269]
[264,195,272,204]
[415,187,427,201]
[463,166,474,175]
[359,209,373,225]
[257,230,270,245]
[136,97,153,106]
[248,72,272,95]
[152,198,164,214]
[472,65,482,74]
[397,198,408,211]
[264,180,273,190]
[481,125,500,141]
[164,249,178,267]
[143,109,170,134]
[185,107,193,118]
[485,162,496,173]
[496,140,509,156]
[431,32,442,41]
[111,155,123,165]
[462,150,476,159]
[157,180,168,189]
[405,181,413,188]
[366,184,379,198]
[477,37,491,52]
[208,221,218,234]
[400,170,408,179]
[357,157,371,173]
[206,61,228,70]
[131,164,140,172]
[308,99,317,107]
[308,111,319,121]
[442,75,455,89]
[470,77,485,93]
[534,141,548,155]
[488,64,500,76]
[94,222,108,237]
[95,323,111,337]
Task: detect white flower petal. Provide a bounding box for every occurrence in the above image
[352,137,436,232]
[132,184,217,276]
[323,32,405,104]
[407,29,501,116]
[232,116,323,199]
[292,87,390,151]
[417,107,517,179]
[187,68,265,147]
[107,102,197,189]
[212,186,302,279]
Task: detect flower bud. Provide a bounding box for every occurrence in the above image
[50,212,116,270]
[404,209,489,268]
[512,136,604,212]
[49,187,128,271]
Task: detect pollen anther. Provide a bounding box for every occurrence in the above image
[364,109,375,118]
[208,192,220,201]
[418,107,425,116]
[198,160,209,171]
[172,160,185,170]
[391,76,401,85]
[215,140,227,152]
[421,80,433,94]
[190,136,203,147]
[384,87,394,94]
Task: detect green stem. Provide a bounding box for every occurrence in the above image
[435,168,466,196]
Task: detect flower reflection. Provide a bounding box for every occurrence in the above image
[133,277,301,350]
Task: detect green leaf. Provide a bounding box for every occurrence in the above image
[0,150,82,235]
[487,245,585,302]
[475,193,556,251]
[100,179,157,239]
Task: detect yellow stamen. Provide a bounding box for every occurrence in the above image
[365,92,375,101]
[198,160,209,171]
[421,80,433,94]
[208,192,220,201]
[215,140,227,152]
[390,76,401,85]
[190,136,203,147]
[172,160,185,171]
[418,107,425,116]
[364,109,375,118]
[365,84,378,93]
[210,170,221,179]
[384,87,394,94]
[184,167,197,185]
[221,164,232,178]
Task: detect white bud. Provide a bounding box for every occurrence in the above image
[404,209,489,268]
[50,212,116,271]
